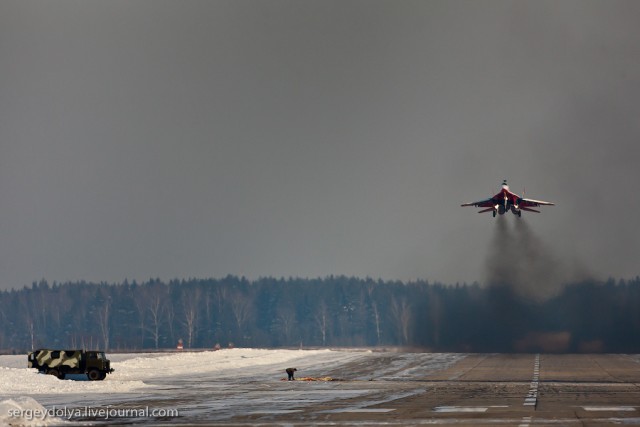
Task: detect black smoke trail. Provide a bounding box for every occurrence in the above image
[484,217,581,301]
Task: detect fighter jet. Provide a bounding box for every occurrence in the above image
[461,180,554,217]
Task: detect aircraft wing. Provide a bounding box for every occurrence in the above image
[519,198,554,207]
[461,198,497,208]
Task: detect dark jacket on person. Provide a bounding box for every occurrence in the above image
[286,368,297,380]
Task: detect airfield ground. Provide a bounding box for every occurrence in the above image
[230,353,640,426]
[3,350,639,425]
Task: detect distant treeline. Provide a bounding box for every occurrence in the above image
[1,276,639,353]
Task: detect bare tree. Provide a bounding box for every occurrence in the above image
[390,296,412,345]
[147,290,166,349]
[314,302,330,346]
[428,291,442,347]
[367,285,382,345]
[133,291,148,349]
[214,286,228,323]
[19,294,37,350]
[165,299,176,346]
[97,297,111,350]
[49,289,70,333]
[0,308,5,349]
[229,291,253,343]
[182,288,200,348]
[26,318,36,351]
[371,301,382,345]
[36,290,47,334]
[275,306,297,345]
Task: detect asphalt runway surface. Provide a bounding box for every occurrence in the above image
[227,353,640,426]
[23,352,640,425]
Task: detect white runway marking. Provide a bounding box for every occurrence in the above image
[582,406,637,411]
[433,406,488,413]
[518,415,533,427]
[322,408,395,413]
[524,354,540,407]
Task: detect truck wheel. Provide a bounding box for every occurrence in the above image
[87,369,102,381]
[47,369,64,379]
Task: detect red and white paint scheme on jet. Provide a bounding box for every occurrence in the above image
[461,180,554,217]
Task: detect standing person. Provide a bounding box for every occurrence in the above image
[285,367,297,381]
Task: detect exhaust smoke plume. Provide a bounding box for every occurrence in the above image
[484,217,591,301]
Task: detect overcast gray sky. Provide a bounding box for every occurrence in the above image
[1,0,639,290]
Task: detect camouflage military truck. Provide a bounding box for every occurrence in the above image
[27,349,114,380]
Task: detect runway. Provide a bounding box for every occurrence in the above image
[5,351,638,425]
[230,353,640,426]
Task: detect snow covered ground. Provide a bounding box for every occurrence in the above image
[0,349,465,425]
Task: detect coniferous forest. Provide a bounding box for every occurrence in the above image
[1,276,639,354]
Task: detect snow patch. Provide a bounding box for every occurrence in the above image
[113,348,343,380]
[0,366,149,395]
[1,349,468,424]
[0,396,66,426]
